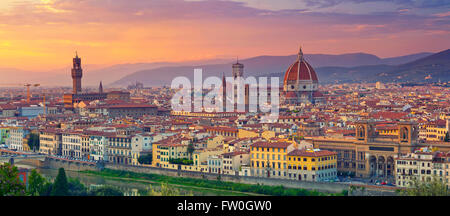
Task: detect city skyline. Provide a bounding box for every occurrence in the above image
[0,0,449,71]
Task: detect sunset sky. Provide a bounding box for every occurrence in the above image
[0,0,449,71]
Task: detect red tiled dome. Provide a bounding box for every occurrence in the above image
[283,47,318,85]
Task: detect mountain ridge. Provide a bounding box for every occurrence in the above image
[112,51,436,86]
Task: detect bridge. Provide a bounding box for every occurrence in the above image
[46,156,97,166]
[0,148,46,164]
[0,148,99,170]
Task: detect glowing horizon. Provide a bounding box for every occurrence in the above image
[0,0,449,71]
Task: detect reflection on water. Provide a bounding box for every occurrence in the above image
[36,168,235,196]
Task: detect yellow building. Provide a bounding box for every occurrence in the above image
[152,143,160,167]
[286,149,337,182]
[206,135,225,149]
[238,129,259,139]
[39,129,63,155]
[157,143,188,169]
[250,141,294,179]
[377,126,398,136]
[193,149,223,172]
[425,124,448,141]
[205,126,238,138]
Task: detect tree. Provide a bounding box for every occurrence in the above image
[27,169,49,196]
[68,178,87,196]
[27,133,40,152]
[138,154,152,165]
[187,143,195,159]
[169,158,193,165]
[146,182,191,196]
[0,163,26,196]
[89,186,123,196]
[51,168,69,196]
[401,176,449,196]
[444,132,450,142]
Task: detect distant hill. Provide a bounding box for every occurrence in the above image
[0,51,439,87]
[112,52,434,86]
[274,49,448,84]
[0,59,231,87]
[376,49,450,82]
[380,52,433,65]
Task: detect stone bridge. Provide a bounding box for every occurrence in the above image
[43,156,101,171]
[0,149,99,170]
[0,149,46,165]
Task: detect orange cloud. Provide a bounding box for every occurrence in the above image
[0,0,448,71]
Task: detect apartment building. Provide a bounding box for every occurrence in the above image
[395,149,450,188]
[286,148,337,182]
[39,129,62,156]
[62,131,83,158]
[108,135,132,165]
[7,127,30,151]
[250,141,294,179]
[222,151,250,175]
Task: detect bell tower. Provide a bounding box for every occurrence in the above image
[72,52,83,94]
[232,58,244,79]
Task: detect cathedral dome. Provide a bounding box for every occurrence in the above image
[285,91,297,98]
[283,47,318,85]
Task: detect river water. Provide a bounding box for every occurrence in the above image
[15,164,247,196]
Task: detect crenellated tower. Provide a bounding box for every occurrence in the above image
[71,52,83,94]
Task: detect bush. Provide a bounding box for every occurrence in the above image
[169,158,193,165]
[89,186,123,196]
[138,154,152,165]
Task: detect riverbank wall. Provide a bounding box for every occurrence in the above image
[41,157,397,196]
[40,157,100,172]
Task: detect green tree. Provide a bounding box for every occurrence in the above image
[187,143,195,159]
[146,182,191,196]
[27,169,49,196]
[138,154,152,165]
[27,133,40,152]
[51,168,69,196]
[401,176,449,196]
[0,163,26,196]
[444,132,450,142]
[68,178,87,196]
[169,158,193,165]
[89,186,123,196]
[39,182,53,196]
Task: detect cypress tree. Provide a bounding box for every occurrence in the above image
[51,168,69,196]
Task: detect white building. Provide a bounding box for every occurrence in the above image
[62,132,83,158]
[131,133,157,165]
[222,151,250,175]
[207,155,223,174]
[89,134,109,161]
[395,149,450,188]
[7,127,29,152]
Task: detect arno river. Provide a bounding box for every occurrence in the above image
[14,163,251,196]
